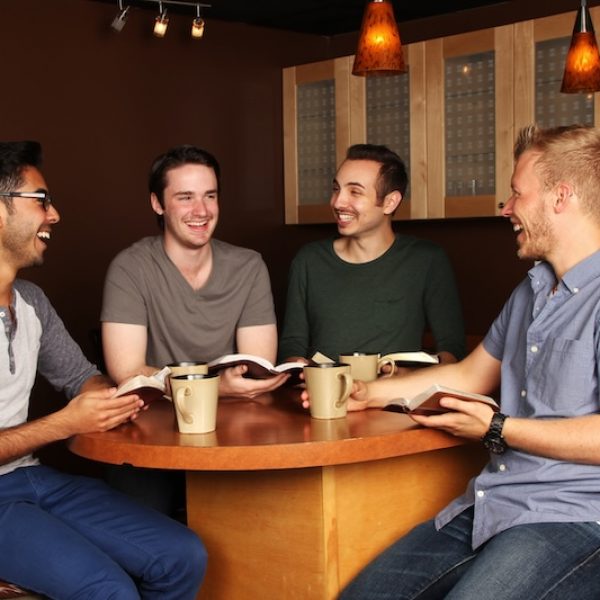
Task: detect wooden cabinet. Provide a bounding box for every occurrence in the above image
[283,7,599,224]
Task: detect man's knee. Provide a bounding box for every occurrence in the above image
[150,526,208,590]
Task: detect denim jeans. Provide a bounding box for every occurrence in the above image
[340,507,600,600]
[0,466,207,599]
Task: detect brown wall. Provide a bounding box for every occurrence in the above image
[6,0,587,365]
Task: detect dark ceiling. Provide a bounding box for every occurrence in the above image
[96,0,510,36]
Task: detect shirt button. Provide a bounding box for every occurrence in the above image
[521,389,527,397]
[476,490,485,498]
[499,464,507,472]
[531,345,538,353]
[573,287,579,293]
[0,312,4,317]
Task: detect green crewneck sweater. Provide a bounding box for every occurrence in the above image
[278,235,465,361]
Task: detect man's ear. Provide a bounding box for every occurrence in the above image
[383,190,402,215]
[150,193,163,215]
[554,183,573,213]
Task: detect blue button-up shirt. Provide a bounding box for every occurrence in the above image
[436,252,600,549]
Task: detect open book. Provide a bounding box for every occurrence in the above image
[380,351,440,367]
[384,384,499,415]
[207,354,307,380]
[112,367,170,403]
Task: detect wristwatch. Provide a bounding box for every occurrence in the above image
[482,412,508,454]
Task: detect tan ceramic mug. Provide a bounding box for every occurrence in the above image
[167,361,208,376]
[339,352,396,381]
[170,373,220,434]
[339,352,378,381]
[303,363,353,419]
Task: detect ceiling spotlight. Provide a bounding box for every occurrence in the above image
[192,4,205,39]
[111,0,130,33]
[153,2,169,38]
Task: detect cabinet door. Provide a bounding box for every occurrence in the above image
[283,57,363,224]
[425,26,513,219]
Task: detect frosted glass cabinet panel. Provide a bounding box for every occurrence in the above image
[283,57,363,224]
[366,74,411,178]
[297,80,336,206]
[445,51,496,198]
[366,71,412,211]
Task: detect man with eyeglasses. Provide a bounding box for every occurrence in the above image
[0,141,206,599]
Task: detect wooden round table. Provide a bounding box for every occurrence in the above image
[69,387,487,600]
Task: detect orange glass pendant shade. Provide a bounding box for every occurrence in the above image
[561,0,600,93]
[352,0,407,76]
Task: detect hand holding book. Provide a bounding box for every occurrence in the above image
[383,384,499,416]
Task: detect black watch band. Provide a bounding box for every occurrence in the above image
[482,412,508,454]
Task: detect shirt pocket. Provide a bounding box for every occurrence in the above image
[533,337,597,415]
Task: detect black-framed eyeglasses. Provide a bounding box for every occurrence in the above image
[0,191,53,211]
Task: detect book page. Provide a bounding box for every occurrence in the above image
[380,351,439,365]
[207,354,305,379]
[113,375,165,403]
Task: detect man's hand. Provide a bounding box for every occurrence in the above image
[410,396,495,440]
[57,388,145,436]
[219,365,289,399]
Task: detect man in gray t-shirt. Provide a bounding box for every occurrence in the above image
[101,145,288,398]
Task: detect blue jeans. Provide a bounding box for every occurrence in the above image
[340,507,600,600]
[0,466,207,599]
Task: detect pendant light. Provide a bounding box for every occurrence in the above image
[352,0,407,77]
[561,0,600,93]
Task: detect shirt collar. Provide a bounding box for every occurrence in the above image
[528,250,600,295]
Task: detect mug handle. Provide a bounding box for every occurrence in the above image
[377,357,396,378]
[175,386,194,424]
[335,373,354,408]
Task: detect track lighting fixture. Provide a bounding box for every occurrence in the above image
[110,0,130,33]
[192,5,205,39]
[153,1,169,38]
[110,0,210,39]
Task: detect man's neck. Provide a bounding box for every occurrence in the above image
[547,222,600,280]
[162,236,213,290]
[0,259,16,306]
[334,227,396,264]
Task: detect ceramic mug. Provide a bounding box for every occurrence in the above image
[303,363,353,419]
[167,361,208,376]
[170,373,220,434]
[339,352,395,380]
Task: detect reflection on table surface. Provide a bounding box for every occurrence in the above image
[69,385,473,471]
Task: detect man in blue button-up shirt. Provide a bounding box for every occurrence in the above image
[336,125,600,600]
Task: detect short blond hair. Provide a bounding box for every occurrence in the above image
[514,124,600,221]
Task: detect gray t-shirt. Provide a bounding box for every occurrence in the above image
[101,236,276,367]
[0,280,99,476]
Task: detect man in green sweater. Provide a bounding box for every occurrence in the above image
[279,144,465,364]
